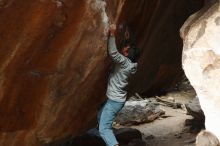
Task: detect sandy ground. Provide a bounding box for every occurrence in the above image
[131,90,198,146]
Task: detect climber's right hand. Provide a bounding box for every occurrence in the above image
[109,24,116,37]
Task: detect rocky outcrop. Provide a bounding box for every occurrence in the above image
[181,0,220,141]
[0,0,203,145]
[0,0,110,145]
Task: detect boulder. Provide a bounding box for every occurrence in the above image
[0,1,110,145]
[115,99,165,126]
[181,0,220,141]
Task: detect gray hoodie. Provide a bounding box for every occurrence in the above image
[106,36,138,102]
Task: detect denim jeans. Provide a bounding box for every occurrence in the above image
[97,99,125,146]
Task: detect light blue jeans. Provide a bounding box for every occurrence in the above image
[97,99,125,146]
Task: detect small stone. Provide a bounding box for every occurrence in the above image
[158,117,163,120]
[174,133,182,139]
[144,134,155,140]
[168,97,175,102]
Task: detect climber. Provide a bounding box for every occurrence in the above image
[97,23,140,146]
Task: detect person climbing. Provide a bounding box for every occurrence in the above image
[97,23,140,146]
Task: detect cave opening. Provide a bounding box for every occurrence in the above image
[113,0,205,97]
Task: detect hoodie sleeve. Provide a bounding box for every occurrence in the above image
[108,36,127,66]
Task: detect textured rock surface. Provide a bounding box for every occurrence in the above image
[0,0,110,145]
[115,99,165,126]
[0,0,203,145]
[181,0,220,141]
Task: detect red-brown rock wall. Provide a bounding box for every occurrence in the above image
[0,0,110,145]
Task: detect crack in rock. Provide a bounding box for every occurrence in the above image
[91,0,109,35]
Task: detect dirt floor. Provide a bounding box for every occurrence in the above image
[130,90,199,146]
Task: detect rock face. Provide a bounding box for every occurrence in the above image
[0,0,203,145]
[0,0,110,145]
[181,0,220,141]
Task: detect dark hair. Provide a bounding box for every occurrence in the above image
[127,46,140,63]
